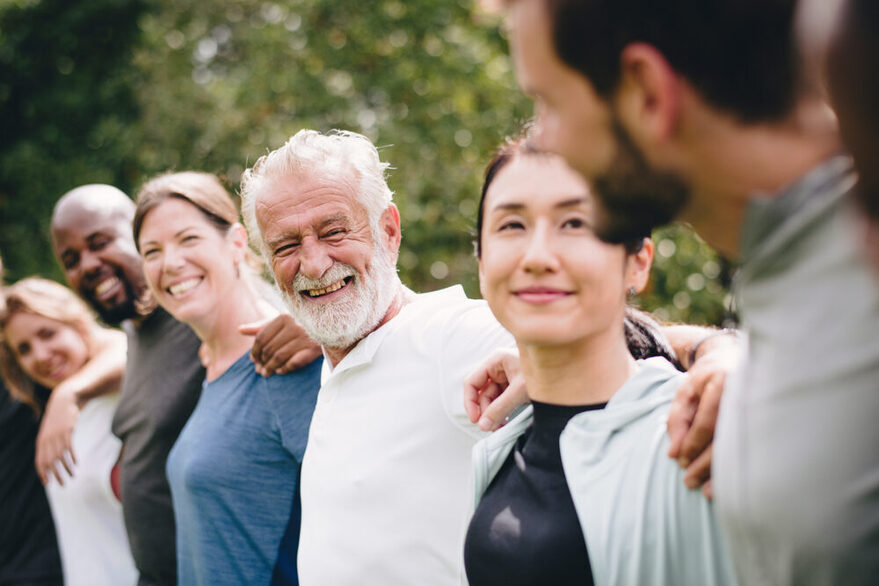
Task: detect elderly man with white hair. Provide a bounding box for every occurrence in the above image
[240,129,515,585]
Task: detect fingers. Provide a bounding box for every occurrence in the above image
[683,444,712,490]
[678,373,723,465]
[36,432,76,486]
[701,478,714,500]
[463,349,519,424]
[464,378,497,424]
[51,464,65,487]
[477,383,504,425]
[239,317,272,337]
[666,376,699,460]
[258,346,324,377]
[249,315,321,375]
[279,347,323,374]
[478,376,527,431]
[247,316,287,364]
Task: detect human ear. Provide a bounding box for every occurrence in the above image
[625,237,654,294]
[227,223,249,263]
[379,204,403,258]
[614,43,682,145]
[478,258,487,300]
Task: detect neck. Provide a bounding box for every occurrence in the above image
[323,284,416,367]
[680,98,841,258]
[518,328,637,406]
[190,280,275,380]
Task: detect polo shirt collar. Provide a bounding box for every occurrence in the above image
[321,285,469,382]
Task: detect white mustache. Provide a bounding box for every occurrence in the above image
[291,263,357,292]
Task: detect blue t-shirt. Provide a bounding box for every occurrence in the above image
[167,352,322,585]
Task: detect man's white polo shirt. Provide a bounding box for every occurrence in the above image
[297,286,514,586]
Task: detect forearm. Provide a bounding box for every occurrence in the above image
[661,324,739,370]
[58,328,127,405]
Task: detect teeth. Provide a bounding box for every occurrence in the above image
[95,277,119,297]
[305,279,346,298]
[168,278,201,297]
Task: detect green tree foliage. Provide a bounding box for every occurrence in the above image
[0,0,730,325]
[0,0,147,281]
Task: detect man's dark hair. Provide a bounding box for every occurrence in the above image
[545,0,800,122]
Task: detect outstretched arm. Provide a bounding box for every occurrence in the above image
[37,326,126,485]
[463,323,743,496]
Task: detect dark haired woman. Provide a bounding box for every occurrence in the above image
[464,144,735,585]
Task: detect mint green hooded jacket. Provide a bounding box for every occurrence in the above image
[471,357,736,586]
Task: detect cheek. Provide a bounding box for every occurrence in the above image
[478,245,515,300]
[18,356,40,380]
[272,257,298,288]
[58,331,89,365]
[143,260,162,290]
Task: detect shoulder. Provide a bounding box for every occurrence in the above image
[263,357,323,392]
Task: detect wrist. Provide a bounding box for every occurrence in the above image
[687,328,740,369]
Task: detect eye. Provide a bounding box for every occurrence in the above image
[322,228,347,240]
[497,220,525,232]
[142,247,160,260]
[89,234,111,251]
[15,342,31,356]
[181,234,200,244]
[36,328,55,341]
[61,253,79,270]
[273,242,300,257]
[561,217,586,229]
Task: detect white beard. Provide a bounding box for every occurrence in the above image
[280,239,401,351]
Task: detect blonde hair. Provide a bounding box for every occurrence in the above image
[0,278,99,415]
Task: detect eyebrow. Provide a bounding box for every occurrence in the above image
[265,213,351,249]
[140,226,199,248]
[490,196,587,212]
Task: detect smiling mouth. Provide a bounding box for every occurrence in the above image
[301,276,353,298]
[94,276,120,299]
[514,288,572,304]
[167,277,202,297]
[38,360,66,380]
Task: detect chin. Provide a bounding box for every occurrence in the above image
[505,323,581,348]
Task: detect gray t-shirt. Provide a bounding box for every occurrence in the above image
[714,155,879,584]
[112,307,204,586]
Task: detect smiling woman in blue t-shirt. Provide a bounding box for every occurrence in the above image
[133,171,321,585]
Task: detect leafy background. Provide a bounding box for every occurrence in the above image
[0,0,732,325]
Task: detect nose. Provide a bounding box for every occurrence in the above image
[161,245,186,274]
[297,240,333,281]
[80,249,102,275]
[521,221,559,275]
[31,340,53,366]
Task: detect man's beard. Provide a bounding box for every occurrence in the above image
[591,119,691,244]
[85,277,140,326]
[279,238,401,351]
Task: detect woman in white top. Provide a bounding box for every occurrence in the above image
[0,278,137,586]
[464,140,735,586]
